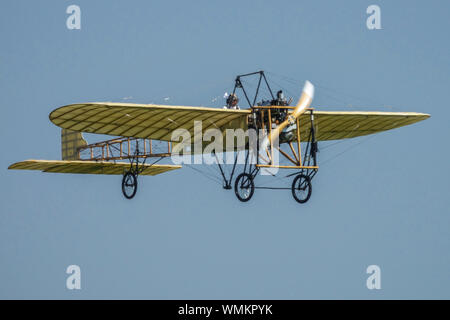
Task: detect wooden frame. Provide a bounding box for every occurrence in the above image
[77,137,172,162]
[251,106,319,170]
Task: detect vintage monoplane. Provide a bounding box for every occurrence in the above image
[8,71,429,203]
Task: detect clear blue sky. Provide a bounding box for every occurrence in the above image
[0,0,449,299]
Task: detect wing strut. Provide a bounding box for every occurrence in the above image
[213,150,239,190]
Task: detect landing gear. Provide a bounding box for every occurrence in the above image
[234,173,255,202]
[122,171,138,199]
[291,174,312,204]
[120,143,150,200]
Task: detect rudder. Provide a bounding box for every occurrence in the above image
[61,129,88,160]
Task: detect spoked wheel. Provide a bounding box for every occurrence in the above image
[291,174,312,204]
[122,171,138,199]
[234,173,255,202]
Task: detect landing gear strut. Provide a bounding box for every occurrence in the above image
[120,143,151,200]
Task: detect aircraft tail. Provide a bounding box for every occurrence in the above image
[61,129,88,160]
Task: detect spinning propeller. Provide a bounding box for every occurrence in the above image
[261,80,315,153]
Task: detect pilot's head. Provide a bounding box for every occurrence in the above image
[227,93,239,107]
[277,90,284,100]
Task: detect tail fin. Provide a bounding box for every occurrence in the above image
[61,129,88,160]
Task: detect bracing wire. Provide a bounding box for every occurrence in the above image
[266,70,396,111]
[185,163,223,185]
[319,134,376,166]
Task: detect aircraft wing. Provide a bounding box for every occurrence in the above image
[8,160,181,175]
[296,111,430,141]
[49,103,429,145]
[50,103,250,141]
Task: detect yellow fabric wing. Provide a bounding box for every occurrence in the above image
[8,160,181,176]
[296,111,429,141]
[50,103,250,142]
[49,103,429,145]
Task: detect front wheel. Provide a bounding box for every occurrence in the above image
[291,174,312,204]
[234,173,255,202]
[122,171,138,199]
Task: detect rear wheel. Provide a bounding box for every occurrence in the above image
[291,174,312,204]
[234,173,255,202]
[122,171,138,199]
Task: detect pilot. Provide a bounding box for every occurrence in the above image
[275,90,287,106]
[224,93,240,110]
